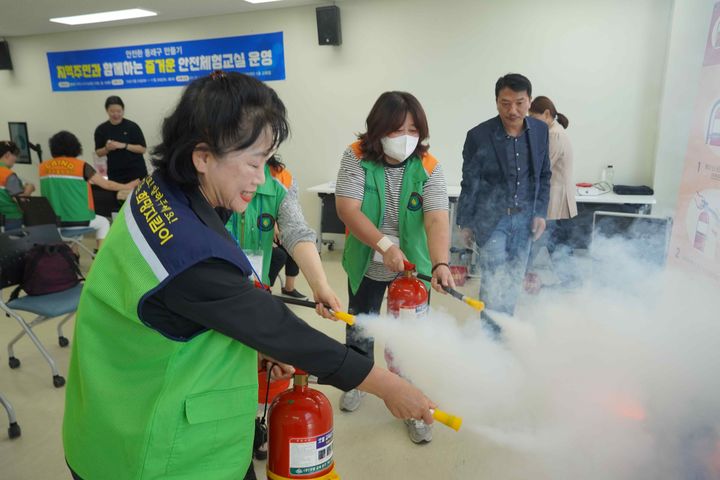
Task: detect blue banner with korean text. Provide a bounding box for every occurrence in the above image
[46,32,285,92]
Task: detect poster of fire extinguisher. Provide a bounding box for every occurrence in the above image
[669,1,720,282]
[687,192,719,260]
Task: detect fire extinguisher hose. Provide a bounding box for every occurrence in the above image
[272,295,356,326]
[413,272,485,311]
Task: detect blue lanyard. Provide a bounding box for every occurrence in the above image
[256,195,263,245]
[236,195,264,248]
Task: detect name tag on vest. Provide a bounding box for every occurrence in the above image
[243,249,264,279]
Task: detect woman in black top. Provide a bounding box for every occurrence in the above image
[94,95,148,183]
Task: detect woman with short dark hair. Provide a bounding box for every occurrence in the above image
[63,73,436,480]
[335,91,453,444]
[93,95,148,183]
[41,131,137,250]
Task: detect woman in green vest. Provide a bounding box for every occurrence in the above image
[0,140,35,230]
[335,91,455,445]
[41,130,139,250]
[225,154,337,308]
[63,72,436,480]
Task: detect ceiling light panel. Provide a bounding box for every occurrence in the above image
[50,9,157,26]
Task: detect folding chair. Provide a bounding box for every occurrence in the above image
[0,225,83,388]
[15,195,96,261]
[0,392,21,438]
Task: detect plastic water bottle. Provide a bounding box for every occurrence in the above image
[601,165,614,188]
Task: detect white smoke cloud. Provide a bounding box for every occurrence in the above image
[353,238,720,480]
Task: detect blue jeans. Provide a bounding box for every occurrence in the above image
[3,218,22,231]
[477,213,533,315]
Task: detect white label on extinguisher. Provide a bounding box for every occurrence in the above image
[696,217,709,235]
[399,302,428,320]
[289,429,333,476]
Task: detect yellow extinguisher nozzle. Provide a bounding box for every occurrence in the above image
[333,311,356,326]
[431,409,463,431]
[464,297,485,312]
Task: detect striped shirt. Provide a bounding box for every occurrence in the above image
[277,179,316,253]
[335,146,448,282]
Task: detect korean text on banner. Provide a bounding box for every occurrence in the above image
[46,32,285,92]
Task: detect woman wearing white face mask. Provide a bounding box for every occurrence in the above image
[335,91,454,444]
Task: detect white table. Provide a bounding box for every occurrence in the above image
[574,191,656,209]
[310,182,655,205]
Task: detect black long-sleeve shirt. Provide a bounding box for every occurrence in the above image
[94,118,148,183]
[141,186,372,392]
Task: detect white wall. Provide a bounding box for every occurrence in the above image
[0,0,676,229]
[651,0,716,216]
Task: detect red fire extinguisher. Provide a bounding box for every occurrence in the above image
[694,209,710,252]
[267,369,339,480]
[384,261,429,374]
[387,260,429,319]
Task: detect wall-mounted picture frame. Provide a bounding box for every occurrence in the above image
[8,121,31,164]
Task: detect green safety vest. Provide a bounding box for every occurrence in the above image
[225,164,288,284]
[39,156,95,223]
[0,162,22,220]
[63,174,258,480]
[342,143,437,294]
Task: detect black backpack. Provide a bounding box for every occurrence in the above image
[10,243,83,299]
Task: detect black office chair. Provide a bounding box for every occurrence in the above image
[15,195,96,261]
[0,225,83,388]
[0,393,21,439]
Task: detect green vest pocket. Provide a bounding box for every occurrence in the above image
[166,385,256,475]
[185,386,257,424]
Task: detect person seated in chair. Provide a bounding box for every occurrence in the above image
[40,131,139,250]
[0,140,35,231]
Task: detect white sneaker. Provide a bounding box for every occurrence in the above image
[404,419,433,444]
[339,389,365,412]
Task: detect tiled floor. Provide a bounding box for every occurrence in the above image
[0,247,560,480]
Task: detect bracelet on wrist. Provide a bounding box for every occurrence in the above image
[431,262,449,274]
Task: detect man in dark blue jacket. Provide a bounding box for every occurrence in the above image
[457,73,551,318]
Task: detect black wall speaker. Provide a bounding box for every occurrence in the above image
[0,41,12,70]
[316,6,342,46]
